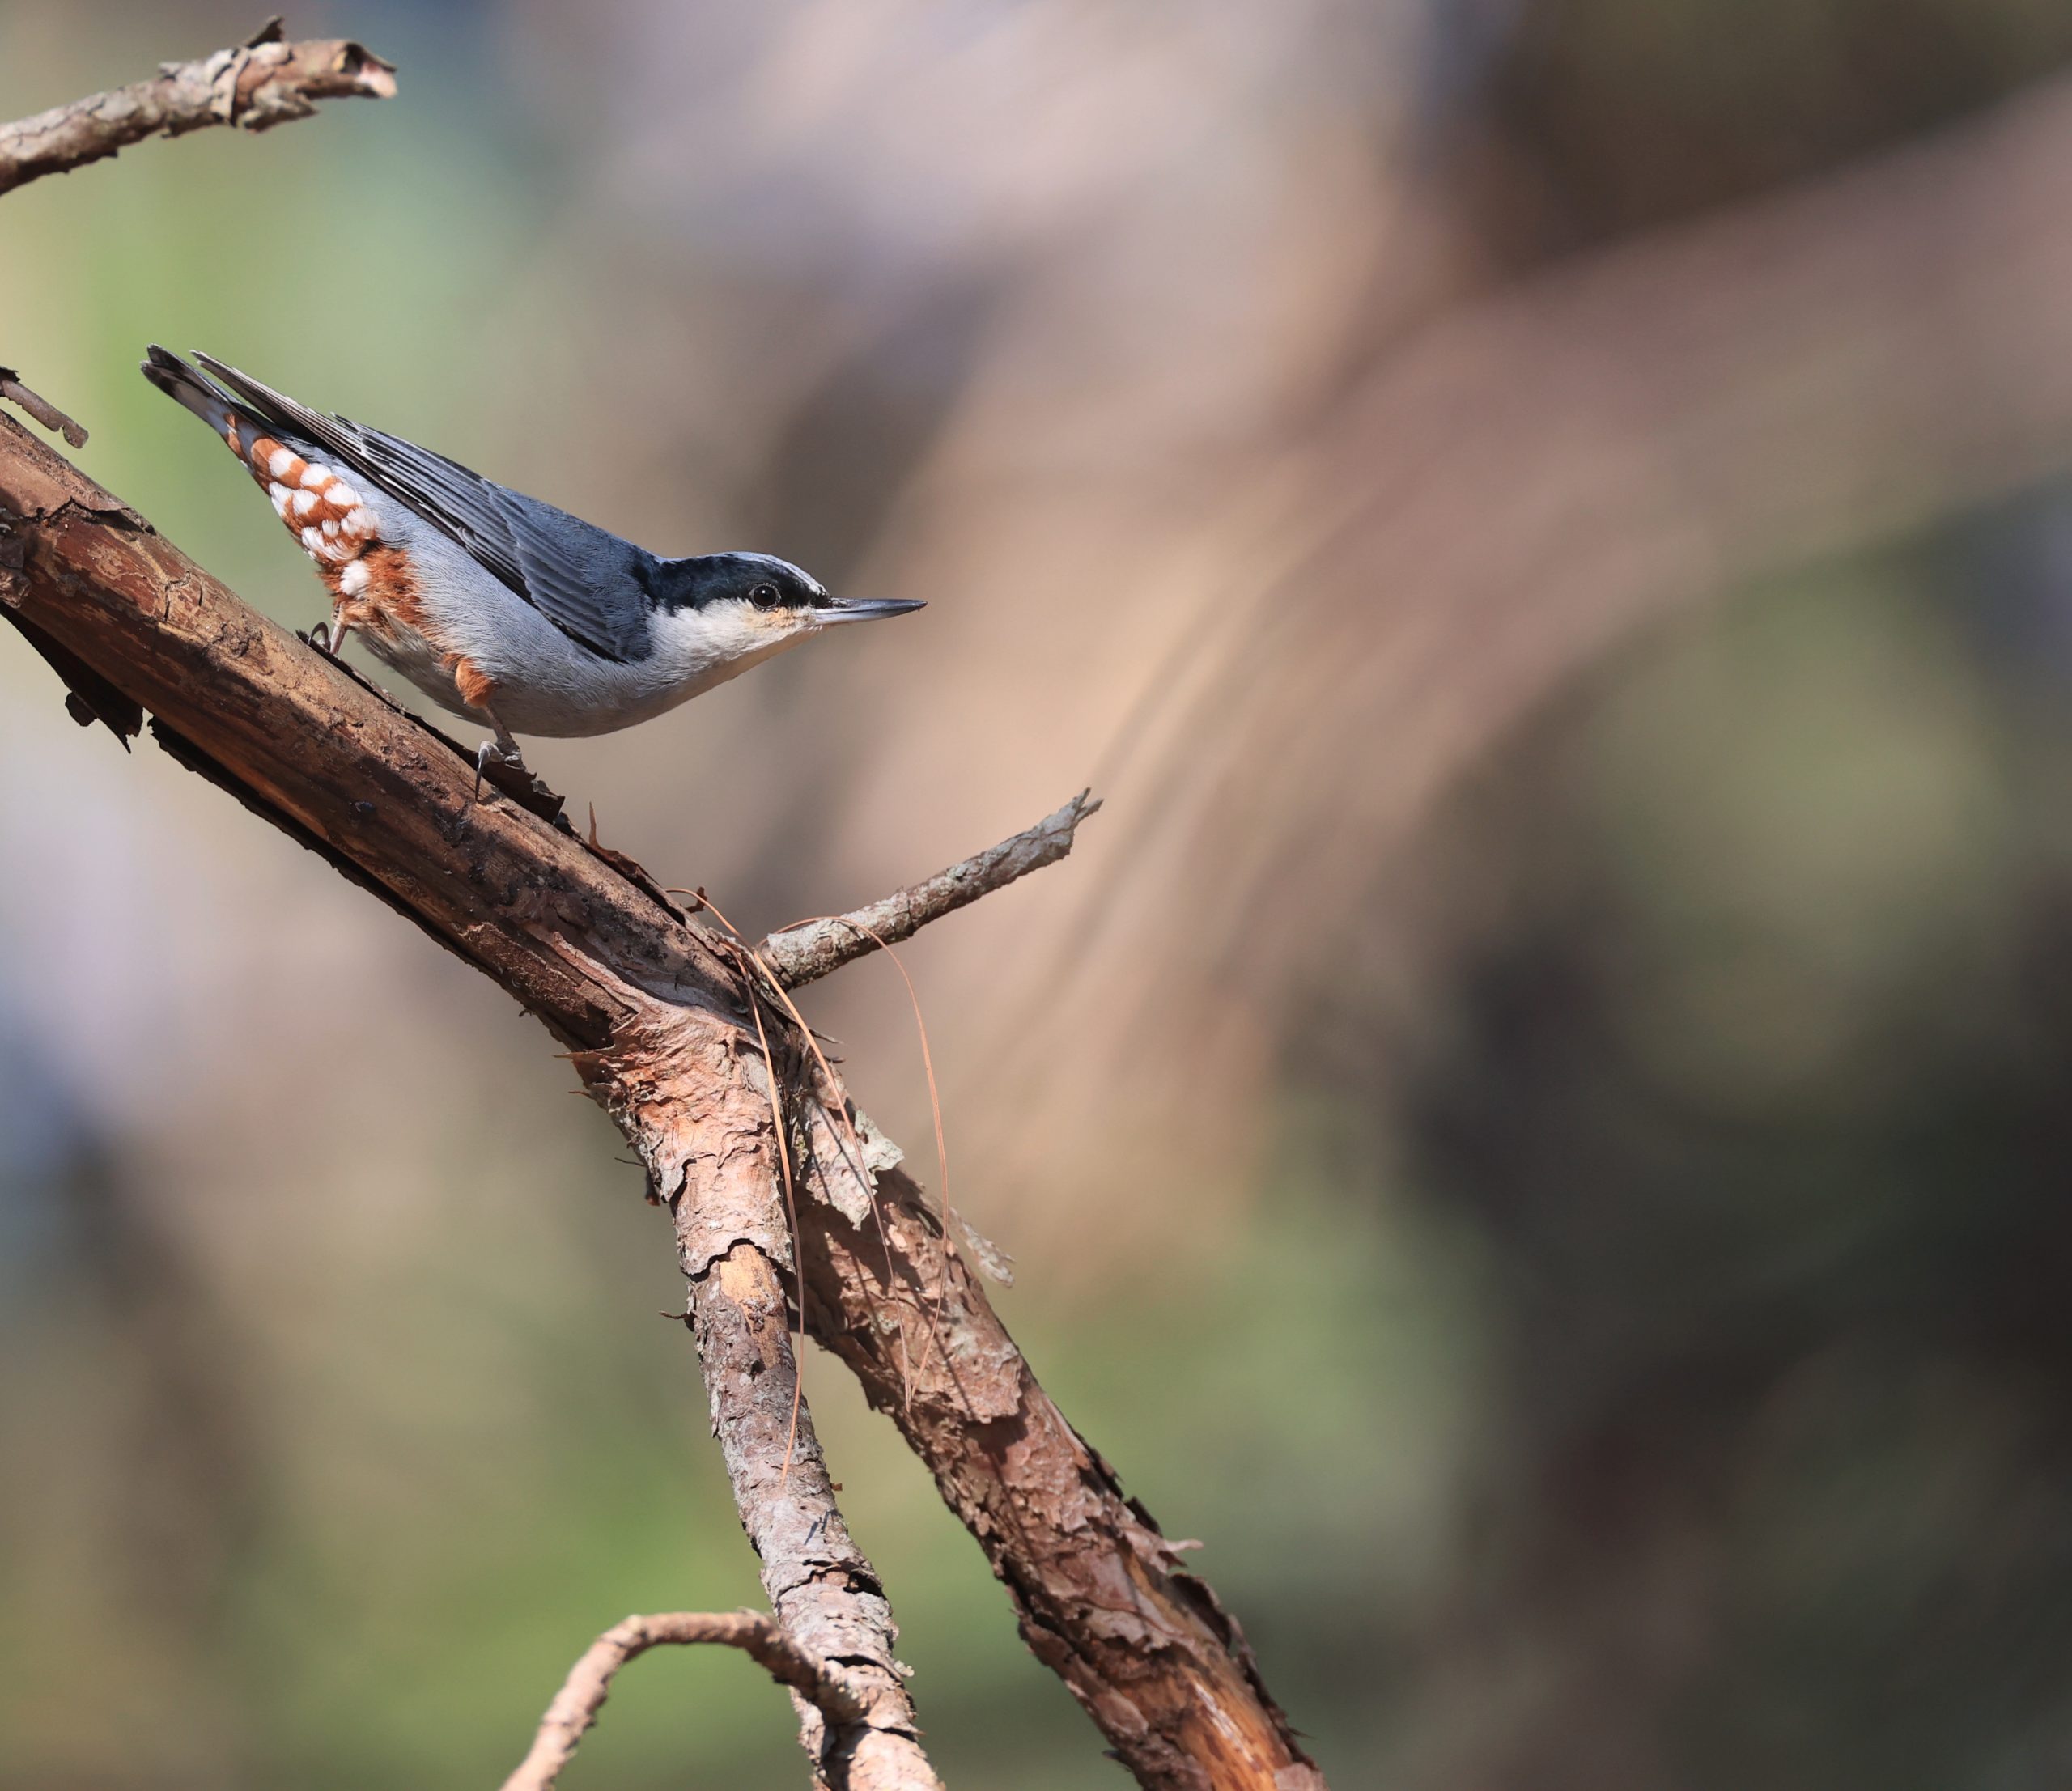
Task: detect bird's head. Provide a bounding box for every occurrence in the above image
[642,551,923,691]
[657,552,923,667]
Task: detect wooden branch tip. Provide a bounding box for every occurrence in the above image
[500,1609,875,1791]
[758,789,1102,988]
[0,23,396,197]
[0,371,87,447]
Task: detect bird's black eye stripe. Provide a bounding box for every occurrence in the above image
[751,582,780,609]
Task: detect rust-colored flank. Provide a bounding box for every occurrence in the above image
[449,653,498,711]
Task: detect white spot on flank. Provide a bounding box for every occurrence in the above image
[340,560,369,596]
[267,448,295,477]
[292,488,319,516]
[269,484,292,517]
[300,527,324,554]
[299,463,329,490]
[346,508,376,536]
[321,518,338,537]
[329,484,360,510]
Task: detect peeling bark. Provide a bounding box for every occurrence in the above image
[569,978,938,1789]
[794,1129,1324,1791]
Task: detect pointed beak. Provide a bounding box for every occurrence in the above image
[819,597,927,625]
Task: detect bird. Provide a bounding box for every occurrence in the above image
[139,346,923,787]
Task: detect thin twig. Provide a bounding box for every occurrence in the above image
[500,1609,873,1791]
[0,19,397,197]
[757,791,1102,988]
[0,371,87,447]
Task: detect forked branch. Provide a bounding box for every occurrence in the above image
[0,410,1320,1789]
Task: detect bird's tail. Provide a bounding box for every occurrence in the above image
[139,344,266,451]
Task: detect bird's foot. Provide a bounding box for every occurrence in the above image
[312,618,350,658]
[473,736,529,800]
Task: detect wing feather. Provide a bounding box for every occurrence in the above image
[189,354,652,663]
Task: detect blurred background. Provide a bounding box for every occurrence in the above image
[8,1,2072,1785]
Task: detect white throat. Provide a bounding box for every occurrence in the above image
[646,602,811,702]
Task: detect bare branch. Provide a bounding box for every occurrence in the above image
[758,791,1102,988]
[0,370,86,446]
[572,975,944,1789]
[502,1609,874,1791]
[791,1138,1321,1790]
[0,19,397,197]
[0,410,1317,1786]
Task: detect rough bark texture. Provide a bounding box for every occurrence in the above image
[571,979,940,1790]
[0,410,1320,1790]
[789,1128,1325,1791]
[0,20,397,197]
[502,1609,875,1791]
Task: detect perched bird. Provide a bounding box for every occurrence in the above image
[140,346,923,783]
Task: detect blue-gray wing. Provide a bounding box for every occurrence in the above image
[190,354,655,663]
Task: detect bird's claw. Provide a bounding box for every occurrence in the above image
[473,736,529,800]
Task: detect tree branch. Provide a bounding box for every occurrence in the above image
[0,18,397,197]
[573,970,943,1789]
[0,411,1320,1788]
[757,792,1102,989]
[788,1141,1323,1791]
[502,1609,875,1791]
[0,369,87,446]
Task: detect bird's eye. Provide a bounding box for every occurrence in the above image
[750,583,780,610]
